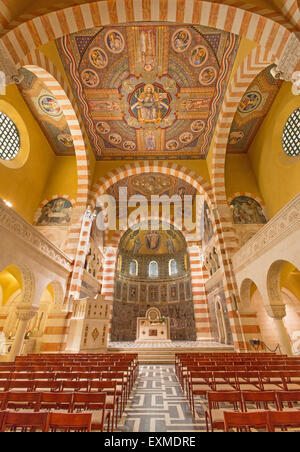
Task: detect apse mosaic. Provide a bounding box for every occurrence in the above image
[230,196,267,224]
[57,24,240,160]
[227,65,282,154]
[17,69,75,156]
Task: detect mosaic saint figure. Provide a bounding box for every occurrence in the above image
[140,29,156,72]
[134,84,167,124]
[146,231,161,251]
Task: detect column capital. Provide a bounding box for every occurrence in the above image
[265,304,286,319]
[15,306,38,322]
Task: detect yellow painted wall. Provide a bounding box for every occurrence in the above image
[0,264,22,306]
[248,81,300,217]
[225,154,263,201]
[280,263,300,303]
[41,156,78,202]
[0,84,55,223]
[92,159,211,189]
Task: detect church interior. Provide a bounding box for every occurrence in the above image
[0,0,299,433]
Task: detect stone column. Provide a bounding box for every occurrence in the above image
[265,304,293,356]
[7,307,37,361]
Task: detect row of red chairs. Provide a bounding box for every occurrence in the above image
[0,411,94,432]
[204,390,300,431]
[187,370,300,416]
[223,410,300,432]
[0,391,112,431]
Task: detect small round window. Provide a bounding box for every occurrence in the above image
[282,108,300,157]
[0,112,20,160]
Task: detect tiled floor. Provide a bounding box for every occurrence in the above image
[118,364,206,432]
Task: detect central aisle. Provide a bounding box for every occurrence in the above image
[118,364,205,432]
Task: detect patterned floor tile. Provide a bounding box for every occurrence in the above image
[118,364,206,433]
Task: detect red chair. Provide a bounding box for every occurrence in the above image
[205,391,243,432]
[71,392,108,432]
[5,392,41,411]
[46,412,92,432]
[276,391,300,411]
[33,380,62,392]
[8,380,35,392]
[188,371,214,418]
[38,392,74,412]
[89,380,119,430]
[224,411,270,432]
[242,391,279,412]
[1,412,49,432]
[62,380,89,392]
[0,392,7,410]
[268,410,300,432]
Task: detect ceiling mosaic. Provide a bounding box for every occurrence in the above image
[57,24,240,160]
[17,68,76,156]
[227,64,282,154]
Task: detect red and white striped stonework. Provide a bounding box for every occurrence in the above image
[0,0,295,66]
[281,0,300,30]
[101,247,117,339]
[189,246,213,341]
[40,312,72,352]
[0,0,10,31]
[66,208,96,304]
[238,311,262,351]
[22,50,92,181]
[23,65,90,213]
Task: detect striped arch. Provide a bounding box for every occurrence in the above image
[211,46,274,205]
[0,0,10,31]
[21,50,91,179]
[90,161,214,209]
[0,1,293,68]
[280,0,300,30]
[23,65,90,211]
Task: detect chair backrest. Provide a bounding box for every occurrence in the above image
[46,412,92,432]
[33,380,62,392]
[62,380,89,392]
[208,391,242,411]
[224,411,270,432]
[5,392,41,411]
[39,392,74,412]
[8,380,35,392]
[268,410,300,432]
[276,391,300,410]
[242,391,279,411]
[1,412,49,432]
[0,393,7,410]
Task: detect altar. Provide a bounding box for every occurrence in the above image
[136,308,171,343]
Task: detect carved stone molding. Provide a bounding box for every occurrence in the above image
[275,33,300,82]
[0,41,22,85]
[265,304,286,320]
[232,194,300,272]
[0,200,72,272]
[15,306,38,322]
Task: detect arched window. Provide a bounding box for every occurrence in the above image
[117,256,122,272]
[282,108,300,157]
[129,260,138,276]
[149,261,158,278]
[169,259,178,276]
[0,112,20,160]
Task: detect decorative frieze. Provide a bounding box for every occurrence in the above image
[0,200,72,272]
[232,194,300,272]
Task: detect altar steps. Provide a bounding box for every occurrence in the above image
[108,342,235,364]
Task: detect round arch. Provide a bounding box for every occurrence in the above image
[22,65,90,209]
[0,1,291,69]
[267,259,300,306]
